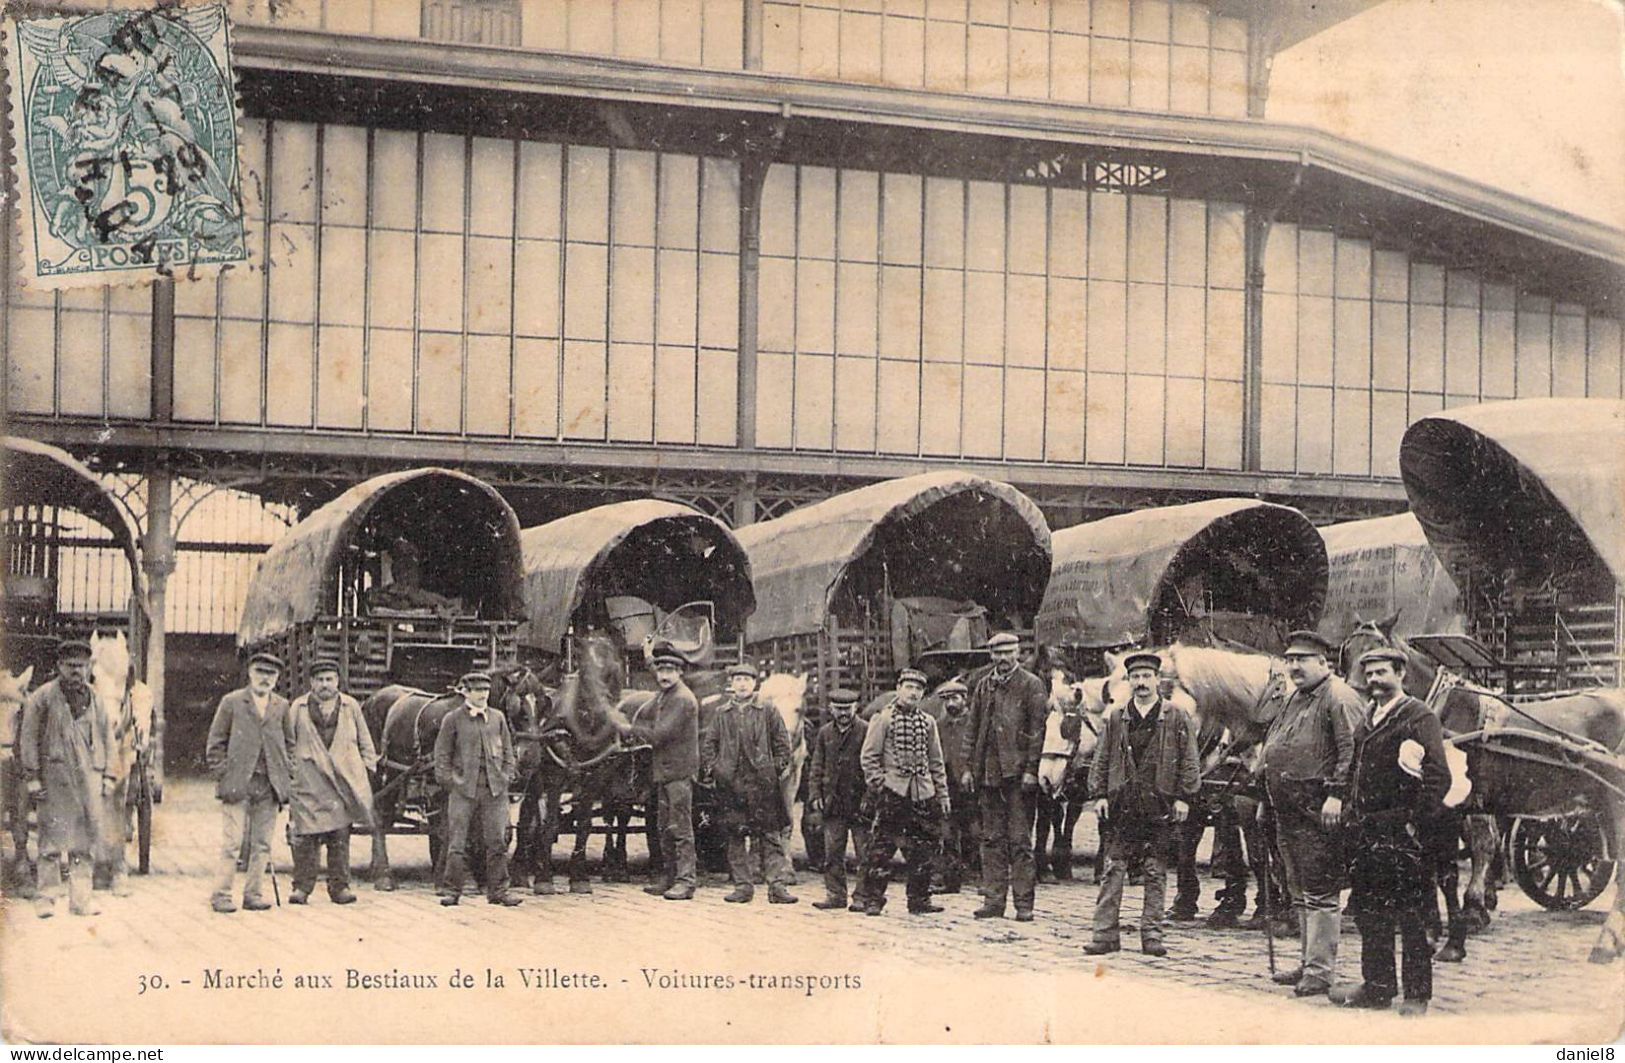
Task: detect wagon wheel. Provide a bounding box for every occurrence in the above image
[1510,811,1615,911]
[135,770,153,875]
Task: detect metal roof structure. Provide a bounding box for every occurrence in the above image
[1,435,145,599]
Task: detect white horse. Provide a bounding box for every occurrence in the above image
[756,672,810,876]
[90,632,154,889]
[1,666,34,877]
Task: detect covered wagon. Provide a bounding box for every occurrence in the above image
[737,471,1052,703]
[1316,511,1464,644]
[237,467,524,697]
[1034,497,1327,669]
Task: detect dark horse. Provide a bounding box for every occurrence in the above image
[361,665,545,891]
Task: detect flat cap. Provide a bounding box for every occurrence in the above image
[650,640,686,668]
[308,658,341,676]
[459,670,492,687]
[247,651,285,671]
[56,638,92,660]
[1283,630,1336,658]
[1357,647,1408,669]
[936,678,969,697]
[727,661,760,680]
[897,667,928,687]
[1122,650,1163,674]
[826,687,861,705]
[986,632,1021,650]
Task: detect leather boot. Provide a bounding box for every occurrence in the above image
[67,856,100,916]
[35,858,63,918]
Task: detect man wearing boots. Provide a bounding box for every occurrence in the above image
[962,632,1048,921]
[206,651,294,914]
[611,645,699,900]
[433,672,522,907]
[806,688,868,911]
[1332,648,1450,1017]
[930,678,977,893]
[1085,652,1200,957]
[702,662,797,904]
[857,669,949,916]
[19,640,114,918]
[285,659,377,906]
[1257,630,1365,997]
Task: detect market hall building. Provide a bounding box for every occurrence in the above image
[4,1,1624,768]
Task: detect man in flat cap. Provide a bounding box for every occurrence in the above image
[962,632,1049,921]
[930,677,978,894]
[1257,630,1366,997]
[433,671,522,907]
[702,661,797,904]
[1332,647,1450,1016]
[206,651,294,914]
[1085,651,1200,957]
[856,669,949,916]
[285,659,376,906]
[610,644,699,900]
[806,687,869,911]
[19,639,114,917]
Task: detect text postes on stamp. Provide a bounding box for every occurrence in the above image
[4,4,247,290]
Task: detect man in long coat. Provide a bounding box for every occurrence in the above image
[961,632,1048,921]
[285,658,377,905]
[702,661,796,904]
[611,645,700,900]
[433,671,522,907]
[206,651,294,914]
[806,688,868,911]
[930,678,978,893]
[19,640,112,918]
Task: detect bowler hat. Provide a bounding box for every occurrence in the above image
[827,687,860,706]
[1358,647,1408,669]
[727,661,760,680]
[309,658,341,677]
[897,668,928,688]
[986,632,1021,651]
[56,638,92,661]
[1283,630,1336,658]
[1122,650,1162,675]
[247,651,285,671]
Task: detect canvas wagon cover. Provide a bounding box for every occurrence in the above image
[736,471,1052,642]
[237,467,523,647]
[2,435,144,597]
[1317,512,1463,641]
[1034,497,1327,649]
[518,499,755,652]
[1400,399,1625,590]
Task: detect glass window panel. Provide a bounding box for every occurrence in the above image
[1010,0,1046,28]
[517,143,563,240]
[1553,311,1587,397]
[613,151,658,247]
[1044,370,1086,461]
[1003,366,1044,459]
[568,0,615,53]
[1409,303,1444,392]
[616,0,662,58]
[1206,288,1244,380]
[1048,276,1086,372]
[759,257,797,351]
[1129,41,1170,111]
[1008,186,1046,275]
[467,237,514,335]
[841,11,884,82]
[1087,280,1126,371]
[701,0,744,68]
[561,339,608,438]
[1297,231,1333,297]
[920,362,963,455]
[962,364,1003,457]
[964,271,1006,364]
[465,335,511,437]
[566,147,611,244]
[1053,0,1089,33]
[1209,48,1245,116]
[420,133,466,234]
[1444,303,1480,396]
[318,227,366,327]
[1165,376,1203,466]
[1261,292,1296,383]
[173,317,215,421]
[362,328,410,430]
[268,222,317,323]
[699,252,738,348]
[882,174,923,265]
[610,246,656,342]
[1295,386,1332,473]
[1445,270,1480,310]
[795,353,835,448]
[108,284,144,314]
[1333,388,1371,475]
[1171,1,1207,44]
[1167,199,1206,285]
[7,309,55,413]
[564,242,609,339]
[1049,189,1087,278]
[1373,250,1408,302]
[1051,32,1089,102]
[514,239,562,337]
[1212,14,1246,49]
[797,259,837,353]
[1408,391,1443,426]
[800,168,838,260]
[966,24,1008,94]
[1298,296,1332,386]
[514,336,561,437]
[58,312,104,416]
[1085,372,1125,463]
[316,325,365,429]
[1124,374,1165,464]
[880,266,923,359]
[922,268,964,361]
[696,347,738,445]
[1410,262,1445,305]
[418,233,466,333]
[1370,391,1407,477]
[271,122,318,224]
[1589,317,1622,397]
[663,0,704,64]
[1094,0,1130,36]
[1089,192,1127,279]
[524,0,567,46]
[469,139,515,238]
[1127,195,1166,282]
[104,321,149,419]
[174,271,218,320]
[1090,37,1130,106]
[1483,281,1516,311]
[1010,29,1048,99]
[239,118,270,221]
[1263,221,1296,293]
[1127,283,1165,373]
[1167,285,1204,377]
[1334,298,1371,388]
[218,320,264,424]
[835,355,878,451]
[657,250,698,345]
[654,345,698,444]
[924,18,968,92]
[266,323,314,426]
[321,125,368,227]
[761,167,797,258]
[607,343,655,440]
[1481,308,1515,397]
[1335,238,1371,298]
[924,178,965,267]
[837,262,879,356]
[415,332,462,433]
[883,14,926,87]
[970,0,1006,23]
[1133,0,1170,39]
[762,2,800,74]
[1206,379,1243,469]
[877,359,921,454]
[802,6,841,78]
[699,158,739,253]
[1006,273,1046,367]
[839,170,880,262]
[1372,301,1408,390]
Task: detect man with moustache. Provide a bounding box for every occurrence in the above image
[285,659,377,906]
[856,669,949,917]
[433,671,522,907]
[703,661,797,904]
[206,651,294,914]
[1332,647,1451,1016]
[1257,630,1366,998]
[930,678,977,894]
[806,688,869,911]
[1084,652,1200,957]
[610,644,699,900]
[962,632,1048,921]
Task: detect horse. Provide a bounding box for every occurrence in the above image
[1032,648,1096,883]
[1337,614,1438,699]
[361,663,544,892]
[1,666,34,884]
[90,632,153,888]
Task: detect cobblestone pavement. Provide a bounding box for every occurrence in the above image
[2,779,1621,1044]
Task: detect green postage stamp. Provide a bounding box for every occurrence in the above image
[3,4,248,289]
